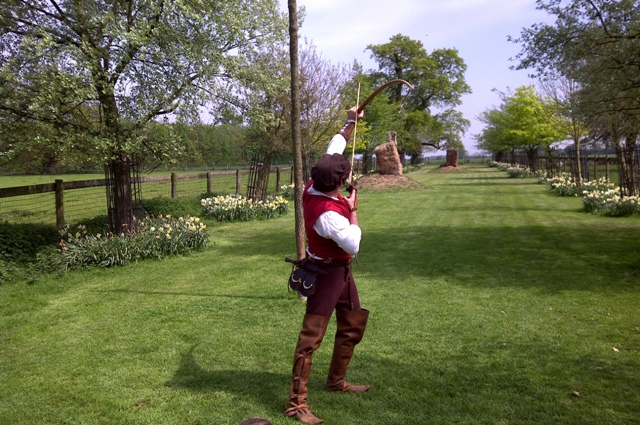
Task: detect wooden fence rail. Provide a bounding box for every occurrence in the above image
[0,167,293,227]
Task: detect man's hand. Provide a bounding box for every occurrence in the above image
[345,186,358,212]
[347,106,364,122]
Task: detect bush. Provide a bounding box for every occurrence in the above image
[506,164,534,178]
[141,197,202,218]
[280,184,295,199]
[51,215,209,270]
[492,162,535,178]
[0,221,59,263]
[542,173,580,196]
[0,257,19,284]
[540,174,617,198]
[582,187,640,216]
[201,194,289,222]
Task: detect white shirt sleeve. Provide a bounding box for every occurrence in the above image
[326,134,347,155]
[313,210,361,255]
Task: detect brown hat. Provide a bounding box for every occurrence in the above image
[311,153,351,192]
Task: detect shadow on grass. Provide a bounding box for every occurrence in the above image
[165,343,639,424]
[166,346,288,408]
[358,222,640,295]
[206,213,640,295]
[92,288,282,300]
[316,348,640,424]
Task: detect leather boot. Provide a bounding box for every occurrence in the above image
[285,314,330,424]
[325,309,370,393]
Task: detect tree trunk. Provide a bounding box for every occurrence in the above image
[362,151,371,174]
[111,157,133,234]
[526,148,538,173]
[41,157,58,174]
[574,139,583,187]
[289,0,306,260]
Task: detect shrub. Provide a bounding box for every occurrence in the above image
[541,174,617,198]
[582,187,640,217]
[141,197,202,218]
[491,162,535,178]
[280,184,295,199]
[51,215,209,270]
[0,221,59,263]
[543,173,580,196]
[582,177,616,193]
[201,194,289,222]
[506,164,534,178]
[0,258,19,284]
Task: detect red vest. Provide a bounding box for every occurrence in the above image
[303,180,353,260]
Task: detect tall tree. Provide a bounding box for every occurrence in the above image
[475,86,566,168]
[511,0,640,188]
[366,34,471,161]
[538,77,589,184]
[513,0,640,113]
[0,0,286,232]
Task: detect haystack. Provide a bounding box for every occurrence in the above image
[374,131,403,176]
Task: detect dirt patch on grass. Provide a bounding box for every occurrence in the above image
[353,173,422,191]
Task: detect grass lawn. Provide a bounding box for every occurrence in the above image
[1,164,639,425]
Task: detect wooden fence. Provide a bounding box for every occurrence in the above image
[0,167,293,227]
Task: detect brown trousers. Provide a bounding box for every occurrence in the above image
[305,263,361,317]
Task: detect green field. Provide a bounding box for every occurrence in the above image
[1,164,638,424]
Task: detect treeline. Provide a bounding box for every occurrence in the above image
[476,1,640,188]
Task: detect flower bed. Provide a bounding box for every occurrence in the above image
[280,184,295,199]
[541,172,580,196]
[201,194,289,222]
[491,162,536,178]
[582,187,640,216]
[55,215,209,269]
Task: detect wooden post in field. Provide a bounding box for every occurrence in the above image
[171,172,177,198]
[55,179,64,227]
[236,169,241,194]
[276,167,281,192]
[206,172,212,194]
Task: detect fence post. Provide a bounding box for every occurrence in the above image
[206,172,212,194]
[276,167,281,192]
[606,159,610,181]
[593,157,598,180]
[55,179,65,227]
[236,169,241,194]
[171,172,177,198]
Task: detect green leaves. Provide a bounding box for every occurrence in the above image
[475,86,566,155]
[365,34,471,155]
[0,0,288,161]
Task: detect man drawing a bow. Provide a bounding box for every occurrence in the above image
[285,106,370,424]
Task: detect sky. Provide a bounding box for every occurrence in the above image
[277,0,552,154]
